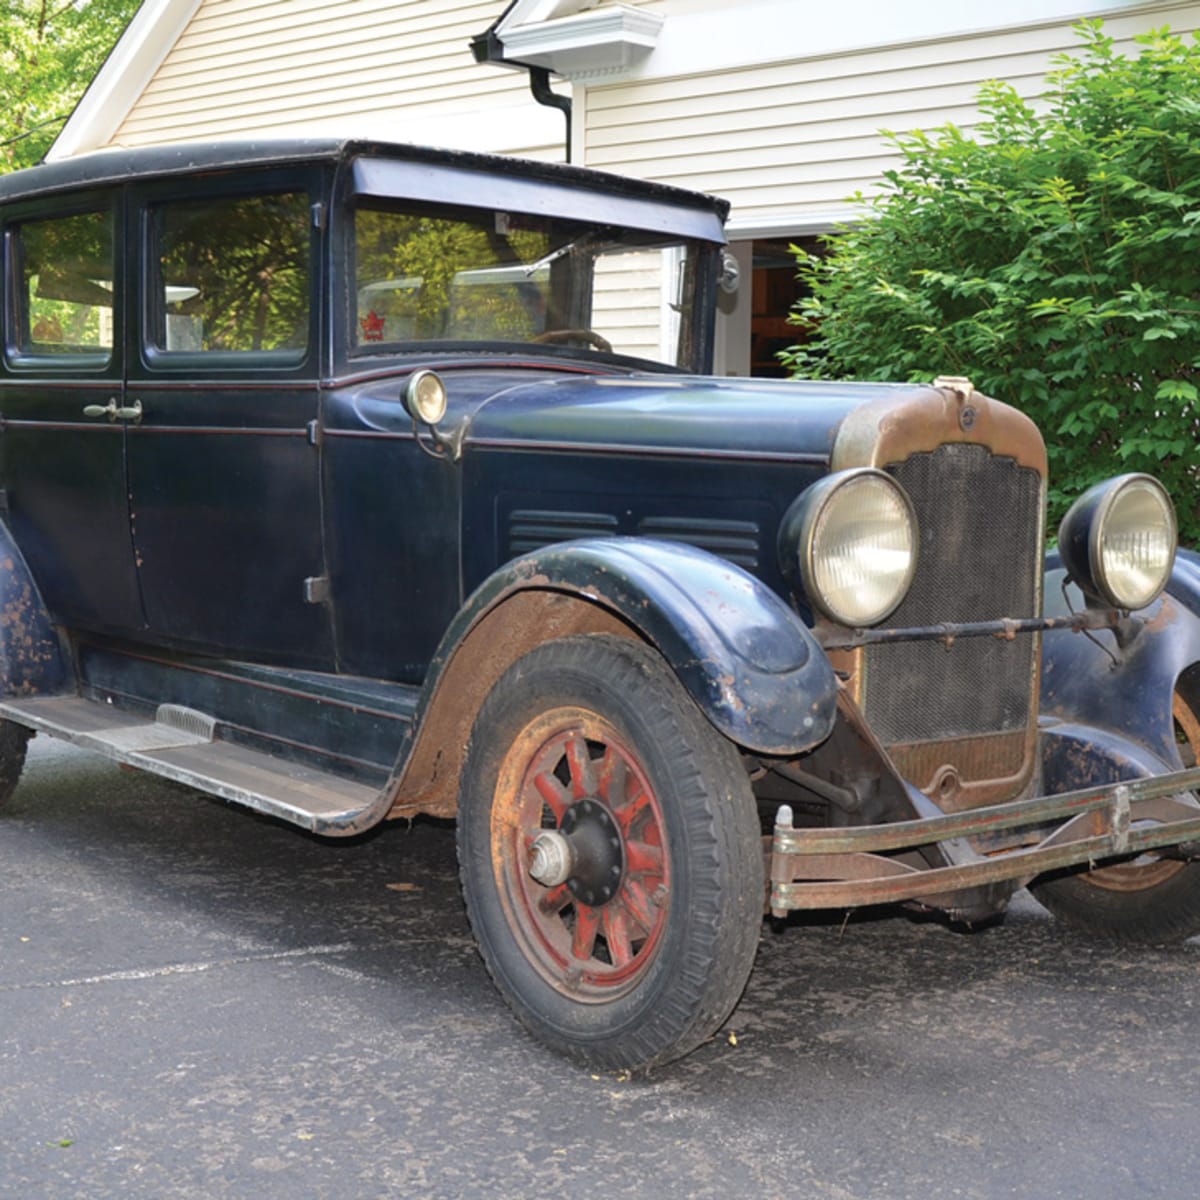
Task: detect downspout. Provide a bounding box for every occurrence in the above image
[470,17,572,163]
[527,66,572,162]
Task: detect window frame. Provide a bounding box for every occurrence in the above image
[135,167,326,379]
[343,193,710,371]
[2,190,121,375]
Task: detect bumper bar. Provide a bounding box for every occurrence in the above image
[769,767,1200,915]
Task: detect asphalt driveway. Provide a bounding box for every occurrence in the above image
[2,736,1198,1199]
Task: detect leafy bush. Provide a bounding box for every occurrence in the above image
[781,22,1200,543]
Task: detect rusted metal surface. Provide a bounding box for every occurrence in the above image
[385,589,633,822]
[0,534,68,698]
[822,385,1050,813]
[491,707,670,996]
[830,381,1048,477]
[769,766,1200,915]
[816,609,1124,652]
[387,537,841,822]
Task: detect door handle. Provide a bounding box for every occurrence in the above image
[83,398,118,420]
[82,398,142,423]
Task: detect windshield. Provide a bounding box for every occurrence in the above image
[352,202,703,369]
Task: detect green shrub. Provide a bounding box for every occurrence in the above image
[781,22,1200,544]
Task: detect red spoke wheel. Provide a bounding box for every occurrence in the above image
[1032,686,1200,944]
[457,635,762,1071]
[496,712,670,998]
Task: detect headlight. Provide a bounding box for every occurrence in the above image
[780,469,918,627]
[1058,474,1176,610]
[404,369,448,426]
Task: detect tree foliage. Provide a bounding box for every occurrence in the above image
[0,0,141,173]
[782,23,1200,543]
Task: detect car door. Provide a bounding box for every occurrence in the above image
[124,171,335,667]
[0,193,145,634]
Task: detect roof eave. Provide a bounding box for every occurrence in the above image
[47,0,204,161]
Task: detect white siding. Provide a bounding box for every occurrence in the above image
[110,0,564,159]
[582,3,1200,232]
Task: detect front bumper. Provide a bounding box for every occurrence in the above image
[769,766,1200,916]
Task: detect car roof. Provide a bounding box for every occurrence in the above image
[0,138,731,227]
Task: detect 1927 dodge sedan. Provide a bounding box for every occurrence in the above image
[2,139,1199,1071]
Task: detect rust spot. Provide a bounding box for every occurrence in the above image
[384,591,637,821]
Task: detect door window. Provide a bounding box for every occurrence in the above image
[149,191,311,358]
[10,210,114,361]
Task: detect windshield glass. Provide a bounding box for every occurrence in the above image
[352,202,702,368]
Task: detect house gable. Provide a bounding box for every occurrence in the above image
[52,0,567,161]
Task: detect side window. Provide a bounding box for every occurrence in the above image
[12,210,114,359]
[151,191,310,356]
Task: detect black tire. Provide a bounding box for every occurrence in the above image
[457,634,763,1071]
[1031,860,1200,944]
[0,719,30,808]
[1031,686,1200,945]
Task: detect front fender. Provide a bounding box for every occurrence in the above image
[0,527,67,697]
[1042,554,1200,765]
[445,538,837,756]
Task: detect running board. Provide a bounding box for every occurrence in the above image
[0,694,382,833]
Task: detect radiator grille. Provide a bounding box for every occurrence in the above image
[864,444,1042,749]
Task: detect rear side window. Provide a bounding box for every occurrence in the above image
[150,191,310,357]
[11,210,114,359]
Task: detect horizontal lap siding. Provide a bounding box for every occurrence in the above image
[111,0,558,159]
[583,4,1200,229]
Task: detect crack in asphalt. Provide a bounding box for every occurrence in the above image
[0,942,358,991]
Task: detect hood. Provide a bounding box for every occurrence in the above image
[463,374,931,464]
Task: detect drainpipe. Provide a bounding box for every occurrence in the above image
[471,22,573,163]
[527,66,572,162]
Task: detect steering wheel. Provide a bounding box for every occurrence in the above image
[531,328,613,353]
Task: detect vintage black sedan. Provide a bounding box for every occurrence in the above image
[1,139,1198,1070]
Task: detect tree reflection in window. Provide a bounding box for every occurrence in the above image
[17,210,113,355]
[354,208,553,346]
[155,192,309,354]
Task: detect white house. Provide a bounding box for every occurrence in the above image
[51,0,1200,374]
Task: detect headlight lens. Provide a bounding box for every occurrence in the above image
[1059,474,1176,610]
[404,368,448,425]
[787,469,918,626]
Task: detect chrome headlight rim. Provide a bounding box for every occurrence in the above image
[404,368,448,426]
[1060,473,1177,611]
[783,467,919,628]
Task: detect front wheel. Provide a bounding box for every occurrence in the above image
[457,634,763,1071]
[1031,688,1200,944]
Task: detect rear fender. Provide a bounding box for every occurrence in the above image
[1042,553,1200,766]
[0,528,67,698]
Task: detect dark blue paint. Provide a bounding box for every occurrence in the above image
[1041,557,1200,768]
[426,538,837,757]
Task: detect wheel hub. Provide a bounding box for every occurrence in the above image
[554,799,624,907]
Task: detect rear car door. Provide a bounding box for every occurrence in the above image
[0,193,145,633]
[125,170,334,666]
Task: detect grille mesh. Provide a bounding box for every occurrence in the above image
[864,444,1042,747]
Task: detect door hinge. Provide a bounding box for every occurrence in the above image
[311,202,326,231]
[303,575,331,604]
[307,418,322,446]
